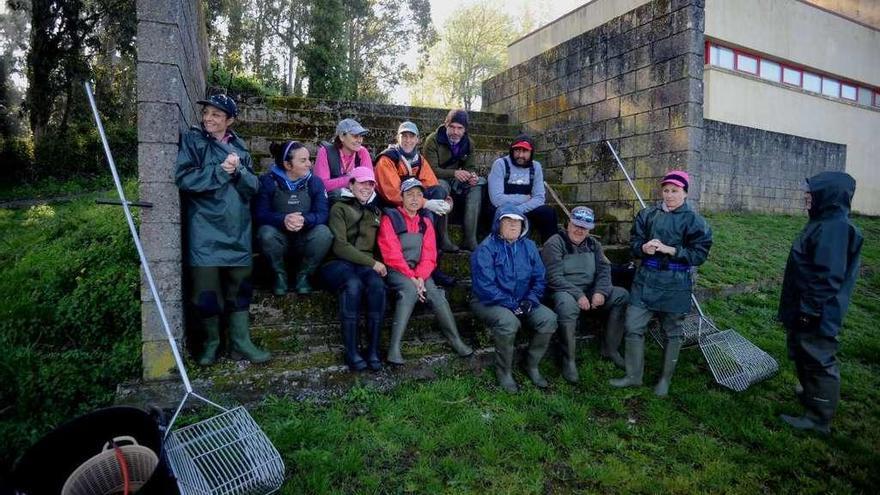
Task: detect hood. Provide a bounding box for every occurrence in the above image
[507,133,535,168]
[340,187,378,206]
[491,204,530,240]
[806,171,855,219]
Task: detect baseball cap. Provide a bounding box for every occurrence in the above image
[511,140,533,151]
[400,177,425,193]
[570,206,596,229]
[397,121,419,136]
[499,212,525,222]
[349,166,376,183]
[661,170,689,192]
[336,118,368,137]
[197,94,238,118]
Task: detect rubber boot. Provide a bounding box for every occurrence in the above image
[654,339,683,396]
[782,373,837,435]
[558,321,579,383]
[432,267,457,288]
[493,333,518,393]
[462,188,482,251]
[436,214,459,253]
[601,306,626,369]
[293,262,318,295]
[365,314,383,371]
[196,316,221,366]
[434,298,474,357]
[341,318,367,371]
[609,336,644,388]
[228,311,271,364]
[272,271,287,296]
[526,332,553,389]
[779,413,831,435]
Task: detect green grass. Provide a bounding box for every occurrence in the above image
[0,175,116,203]
[251,212,880,494]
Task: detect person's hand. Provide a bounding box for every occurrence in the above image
[468,172,479,186]
[411,277,426,302]
[641,241,658,255]
[284,212,305,232]
[454,169,471,182]
[577,295,591,311]
[221,153,239,174]
[516,300,533,316]
[424,199,451,215]
[591,292,605,308]
[372,261,387,277]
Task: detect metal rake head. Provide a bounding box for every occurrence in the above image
[699,329,779,392]
[649,311,722,349]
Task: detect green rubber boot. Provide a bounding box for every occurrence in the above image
[609,336,644,388]
[654,339,683,397]
[493,333,518,393]
[273,271,288,296]
[228,311,271,364]
[525,332,553,389]
[461,187,482,251]
[293,262,318,295]
[196,315,221,366]
[558,321,579,384]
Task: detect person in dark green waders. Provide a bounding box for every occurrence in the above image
[610,171,712,396]
[175,94,270,366]
[778,172,862,435]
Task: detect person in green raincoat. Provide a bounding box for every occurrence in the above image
[175,94,270,366]
[609,171,712,396]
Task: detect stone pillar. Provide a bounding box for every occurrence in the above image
[136,0,209,380]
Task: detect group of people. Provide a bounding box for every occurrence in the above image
[176,93,862,434]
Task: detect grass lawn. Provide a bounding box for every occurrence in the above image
[252,212,880,494]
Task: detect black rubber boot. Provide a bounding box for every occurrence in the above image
[493,333,518,393]
[525,332,553,389]
[228,311,271,364]
[601,305,626,369]
[779,413,831,435]
[434,297,473,357]
[341,318,367,371]
[609,336,644,388]
[365,314,383,372]
[196,316,221,366]
[293,262,318,295]
[558,321,579,383]
[273,272,288,296]
[654,339,682,397]
[437,214,459,253]
[462,188,482,251]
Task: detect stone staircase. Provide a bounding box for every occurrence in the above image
[116,96,631,409]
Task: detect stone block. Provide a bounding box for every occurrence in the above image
[622,46,651,73]
[140,221,182,262]
[591,61,608,82]
[140,259,184,303]
[653,0,673,15]
[606,72,636,98]
[580,82,606,106]
[669,28,703,57]
[669,102,703,128]
[138,62,187,105]
[137,0,183,24]
[652,37,675,63]
[651,14,673,41]
[138,142,180,182]
[139,180,182,224]
[138,102,183,144]
[652,77,702,108]
[142,299,185,341]
[621,91,652,116]
[576,184,591,202]
[592,180,620,201]
[592,98,620,122]
[141,340,180,381]
[620,135,651,158]
[562,166,580,184]
[635,108,669,134]
[606,115,636,140]
[138,22,186,68]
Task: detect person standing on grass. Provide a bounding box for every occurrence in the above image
[609,171,712,396]
[487,134,559,243]
[254,141,332,296]
[176,94,270,366]
[471,205,558,393]
[377,178,474,365]
[542,206,630,383]
[314,118,372,202]
[318,166,387,372]
[778,171,862,435]
[422,109,485,252]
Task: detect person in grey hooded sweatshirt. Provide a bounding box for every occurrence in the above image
[778,171,863,435]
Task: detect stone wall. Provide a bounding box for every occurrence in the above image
[136,0,209,380]
[700,120,846,213]
[483,0,706,242]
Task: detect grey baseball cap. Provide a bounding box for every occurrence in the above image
[570,206,596,229]
[400,178,425,193]
[336,118,368,137]
[397,121,419,136]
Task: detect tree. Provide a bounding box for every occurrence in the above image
[302,0,347,98]
[413,2,514,110]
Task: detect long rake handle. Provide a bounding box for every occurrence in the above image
[85,82,194,393]
[604,140,705,319]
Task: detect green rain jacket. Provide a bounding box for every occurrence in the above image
[175,125,259,267]
[422,125,476,180]
[629,201,712,314]
[778,172,863,337]
[326,188,383,267]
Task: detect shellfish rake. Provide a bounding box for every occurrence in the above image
[606,140,778,392]
[87,82,285,494]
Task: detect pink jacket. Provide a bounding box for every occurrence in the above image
[313,145,374,193]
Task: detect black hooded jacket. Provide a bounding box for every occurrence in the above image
[778,172,863,337]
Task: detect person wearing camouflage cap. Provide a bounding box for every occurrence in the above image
[541,206,630,383]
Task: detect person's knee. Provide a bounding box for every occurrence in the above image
[608,287,629,306]
[309,224,333,243]
[342,276,364,297]
[532,305,558,334]
[257,225,283,245]
[396,284,419,304]
[425,185,446,200]
[552,293,579,324]
[194,291,223,318]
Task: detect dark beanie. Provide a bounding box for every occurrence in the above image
[445,109,469,129]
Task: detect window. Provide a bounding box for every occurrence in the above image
[782,67,801,86]
[841,84,857,101]
[874,92,880,107]
[821,78,840,98]
[802,72,821,93]
[858,87,873,105]
[736,53,758,74]
[717,46,734,69]
[759,60,781,82]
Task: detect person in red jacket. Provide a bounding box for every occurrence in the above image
[377,178,473,364]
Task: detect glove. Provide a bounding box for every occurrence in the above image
[424,199,451,215]
[513,300,533,316]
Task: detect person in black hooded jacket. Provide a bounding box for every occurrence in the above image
[778,171,863,435]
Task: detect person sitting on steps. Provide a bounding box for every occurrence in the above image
[314,118,373,202]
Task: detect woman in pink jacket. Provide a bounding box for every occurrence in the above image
[314,118,373,201]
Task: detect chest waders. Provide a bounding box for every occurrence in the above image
[323,143,361,202]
